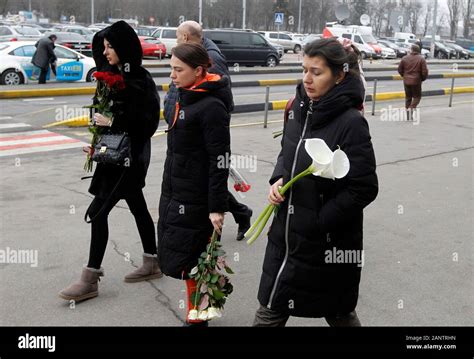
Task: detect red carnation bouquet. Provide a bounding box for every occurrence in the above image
[83,71,126,172]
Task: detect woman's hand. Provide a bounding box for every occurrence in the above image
[94,113,112,127]
[209,212,225,235]
[268,178,285,205]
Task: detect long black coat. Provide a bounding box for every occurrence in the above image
[88,21,160,199]
[257,75,379,318]
[158,74,232,279]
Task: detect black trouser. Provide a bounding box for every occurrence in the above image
[87,190,156,269]
[253,305,362,327]
[38,68,48,84]
[228,191,250,224]
[404,83,422,109]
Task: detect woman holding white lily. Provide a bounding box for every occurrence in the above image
[253,38,378,326]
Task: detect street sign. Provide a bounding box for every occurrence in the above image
[274,12,284,25]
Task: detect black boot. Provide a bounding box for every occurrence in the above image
[236,209,253,241]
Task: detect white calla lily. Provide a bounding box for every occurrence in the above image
[246,138,350,245]
[207,307,222,320]
[198,310,208,321]
[187,309,199,321]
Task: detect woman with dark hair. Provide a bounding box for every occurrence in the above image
[158,42,232,326]
[254,38,378,326]
[59,21,161,302]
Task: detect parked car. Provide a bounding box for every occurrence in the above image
[136,26,159,37]
[420,39,456,59]
[139,36,166,59]
[398,42,430,59]
[455,37,474,51]
[0,25,42,42]
[204,29,280,67]
[268,41,284,58]
[352,41,377,59]
[323,24,382,58]
[151,26,178,57]
[0,41,96,85]
[44,32,92,57]
[377,39,407,58]
[443,41,470,59]
[302,34,322,46]
[258,31,302,53]
[61,26,95,41]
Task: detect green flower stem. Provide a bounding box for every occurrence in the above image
[244,203,274,238]
[246,204,275,245]
[245,164,317,245]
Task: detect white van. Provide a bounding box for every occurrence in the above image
[151,27,178,57]
[323,24,382,58]
[394,32,416,41]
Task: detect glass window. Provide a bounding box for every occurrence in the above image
[232,33,251,46]
[206,32,231,45]
[251,34,267,46]
[354,35,363,44]
[13,26,40,35]
[342,33,352,40]
[54,46,78,59]
[162,29,177,39]
[269,33,278,39]
[0,27,13,36]
[281,34,292,40]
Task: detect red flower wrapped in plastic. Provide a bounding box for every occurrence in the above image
[83,71,126,172]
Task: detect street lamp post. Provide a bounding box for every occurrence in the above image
[298,0,302,34]
[199,0,202,25]
[431,0,438,59]
[91,0,95,25]
[242,0,246,29]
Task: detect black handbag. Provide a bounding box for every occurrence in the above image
[92,132,131,167]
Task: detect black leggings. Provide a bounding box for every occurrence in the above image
[87,190,156,269]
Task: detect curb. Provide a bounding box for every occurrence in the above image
[43,86,473,128]
[2,73,472,99]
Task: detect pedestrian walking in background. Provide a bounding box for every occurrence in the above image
[31,34,57,84]
[59,21,161,302]
[158,43,232,326]
[164,20,253,242]
[398,44,429,121]
[254,38,378,327]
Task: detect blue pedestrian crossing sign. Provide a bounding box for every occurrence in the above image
[274,12,284,25]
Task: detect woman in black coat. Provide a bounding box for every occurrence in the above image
[254,38,379,326]
[59,21,161,302]
[157,43,232,325]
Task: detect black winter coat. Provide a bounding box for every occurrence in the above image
[164,37,233,124]
[257,75,379,318]
[88,21,160,199]
[158,74,232,279]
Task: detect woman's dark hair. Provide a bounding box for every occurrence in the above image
[172,43,212,73]
[303,38,360,78]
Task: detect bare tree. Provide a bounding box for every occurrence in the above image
[448,0,463,39]
[406,0,422,35]
[463,0,473,38]
[421,2,432,37]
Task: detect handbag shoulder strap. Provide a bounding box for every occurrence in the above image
[84,169,127,224]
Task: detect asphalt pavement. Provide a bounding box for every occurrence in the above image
[0,93,472,326]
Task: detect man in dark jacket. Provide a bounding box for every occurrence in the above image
[398,45,428,120]
[32,34,57,84]
[164,20,252,242]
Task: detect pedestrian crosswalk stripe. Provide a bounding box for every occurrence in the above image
[0,123,31,129]
[0,128,87,157]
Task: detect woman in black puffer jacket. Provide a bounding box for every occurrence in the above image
[157,43,232,325]
[59,21,161,303]
[254,38,379,327]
